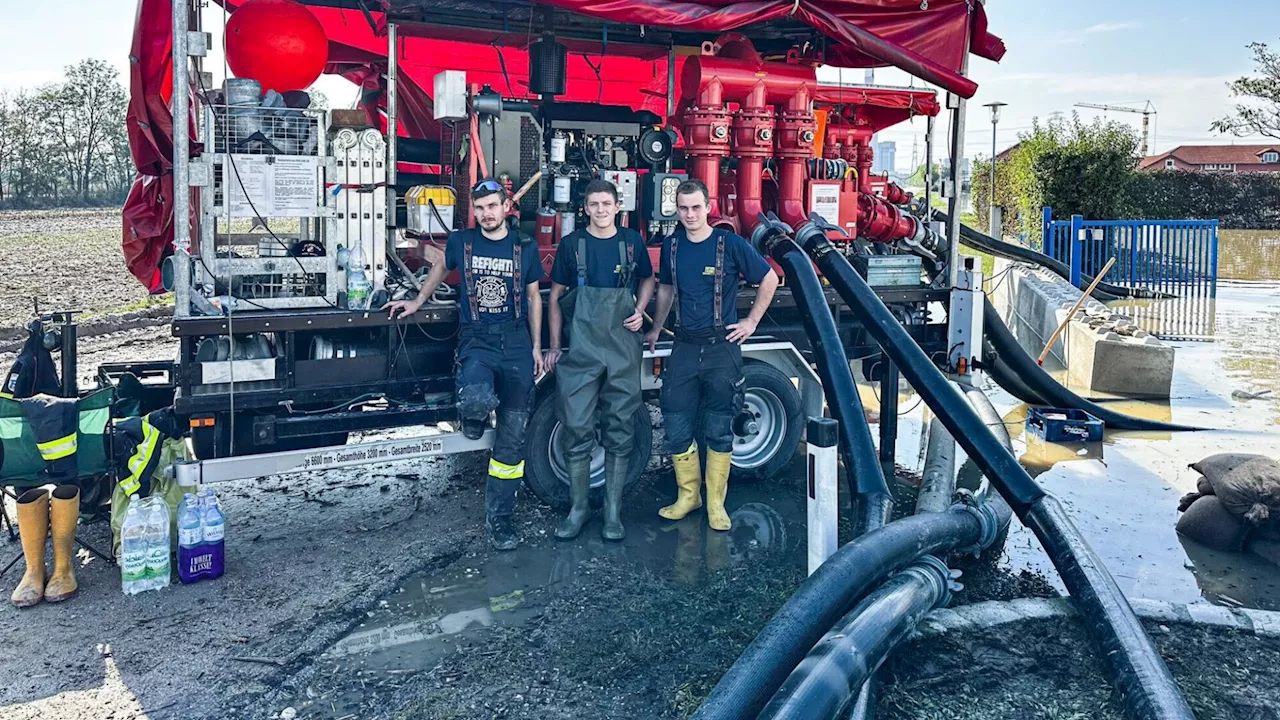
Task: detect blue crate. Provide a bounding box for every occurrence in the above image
[1026,407,1104,443]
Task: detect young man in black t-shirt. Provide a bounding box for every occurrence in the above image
[384,179,544,550]
[644,179,779,532]
[544,179,655,541]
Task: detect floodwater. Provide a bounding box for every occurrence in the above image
[993,277,1280,612]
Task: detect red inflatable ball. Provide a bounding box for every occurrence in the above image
[225,0,329,94]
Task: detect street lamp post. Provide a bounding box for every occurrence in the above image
[983,101,1007,238]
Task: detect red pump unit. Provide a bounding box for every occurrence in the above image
[678,35,816,235]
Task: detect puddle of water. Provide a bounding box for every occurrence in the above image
[992,280,1280,611]
[291,468,809,717]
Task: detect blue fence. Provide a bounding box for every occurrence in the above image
[1040,208,1219,297]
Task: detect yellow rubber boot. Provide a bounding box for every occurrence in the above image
[10,488,50,608]
[659,443,703,520]
[705,449,733,531]
[44,485,80,603]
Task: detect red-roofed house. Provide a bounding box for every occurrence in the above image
[1139,145,1280,173]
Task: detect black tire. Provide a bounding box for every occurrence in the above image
[524,393,653,511]
[699,360,804,483]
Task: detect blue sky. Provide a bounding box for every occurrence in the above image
[3,0,1277,172]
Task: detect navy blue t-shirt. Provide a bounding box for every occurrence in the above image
[658,228,772,331]
[445,228,545,325]
[550,228,653,294]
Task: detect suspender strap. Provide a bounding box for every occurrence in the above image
[671,236,680,329]
[576,236,587,287]
[463,236,479,322]
[513,236,524,321]
[713,232,726,330]
[619,238,634,289]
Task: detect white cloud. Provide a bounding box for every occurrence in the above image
[1084,22,1140,34]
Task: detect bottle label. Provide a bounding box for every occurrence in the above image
[204,523,225,543]
[179,527,202,547]
[147,545,170,576]
[122,551,147,583]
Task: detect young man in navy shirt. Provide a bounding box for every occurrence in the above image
[545,179,655,541]
[643,179,779,531]
[384,179,545,550]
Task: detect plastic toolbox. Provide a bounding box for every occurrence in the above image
[1026,407,1104,443]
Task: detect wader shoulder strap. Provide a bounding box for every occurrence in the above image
[618,239,633,289]
[576,236,587,287]
[713,232,726,330]
[463,235,479,322]
[670,237,680,328]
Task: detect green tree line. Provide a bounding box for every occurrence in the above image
[0,59,132,208]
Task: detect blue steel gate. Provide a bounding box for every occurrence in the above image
[1040,208,1219,298]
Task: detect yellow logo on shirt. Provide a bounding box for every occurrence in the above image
[702,266,716,276]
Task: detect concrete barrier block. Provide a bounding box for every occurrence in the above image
[991,260,1174,399]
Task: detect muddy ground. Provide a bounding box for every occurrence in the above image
[0,209,1272,720]
[880,617,1280,720]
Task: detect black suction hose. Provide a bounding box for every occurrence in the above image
[982,303,1206,432]
[757,557,956,720]
[691,506,1003,720]
[934,210,1176,300]
[756,219,888,533]
[802,231,1195,720]
[915,417,957,515]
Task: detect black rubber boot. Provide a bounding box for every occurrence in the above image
[485,475,520,551]
[462,417,487,440]
[602,453,628,541]
[555,456,592,540]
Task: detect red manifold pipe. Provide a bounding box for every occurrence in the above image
[774,88,817,228]
[732,84,775,234]
[858,192,923,243]
[680,36,816,227]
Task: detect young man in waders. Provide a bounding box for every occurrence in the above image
[643,179,779,531]
[384,179,545,550]
[544,179,655,540]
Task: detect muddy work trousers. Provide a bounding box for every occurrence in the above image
[660,333,744,455]
[455,323,534,516]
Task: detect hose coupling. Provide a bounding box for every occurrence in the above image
[897,555,958,609]
[951,489,1001,555]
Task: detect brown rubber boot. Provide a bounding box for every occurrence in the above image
[704,449,733,531]
[10,488,50,608]
[659,443,703,521]
[44,485,80,603]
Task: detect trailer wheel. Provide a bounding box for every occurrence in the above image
[702,360,803,483]
[524,397,652,511]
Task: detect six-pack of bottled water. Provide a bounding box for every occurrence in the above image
[121,488,225,595]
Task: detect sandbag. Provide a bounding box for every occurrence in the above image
[1176,495,1249,552]
[1190,453,1269,483]
[1204,456,1280,526]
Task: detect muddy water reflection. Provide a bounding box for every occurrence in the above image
[296,472,808,717]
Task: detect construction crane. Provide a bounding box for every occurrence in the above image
[1074,101,1157,156]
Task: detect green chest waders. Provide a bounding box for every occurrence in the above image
[554,237,642,541]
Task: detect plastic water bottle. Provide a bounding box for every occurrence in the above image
[346,244,372,311]
[177,493,204,584]
[199,489,226,580]
[144,499,171,591]
[121,504,149,595]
